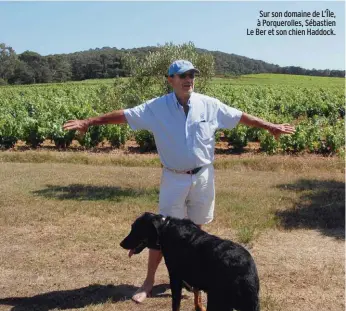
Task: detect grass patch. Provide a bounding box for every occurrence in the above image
[0,150,344,173]
[0,150,161,167]
[236,226,255,244]
[212,73,345,87]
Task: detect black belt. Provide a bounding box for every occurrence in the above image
[185,167,203,175]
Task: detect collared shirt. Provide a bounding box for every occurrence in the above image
[124,92,242,171]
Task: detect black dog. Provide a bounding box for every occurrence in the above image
[120,212,260,311]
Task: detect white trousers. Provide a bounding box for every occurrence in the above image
[158,164,215,225]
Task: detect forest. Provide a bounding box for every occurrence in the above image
[1,43,344,85]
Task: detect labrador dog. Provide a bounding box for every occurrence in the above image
[120,212,260,311]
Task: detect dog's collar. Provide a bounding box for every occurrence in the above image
[161,216,170,230]
[153,216,168,249]
[155,216,170,249]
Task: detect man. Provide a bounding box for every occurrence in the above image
[63,59,295,303]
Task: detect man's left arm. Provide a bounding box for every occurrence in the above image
[239,112,295,139]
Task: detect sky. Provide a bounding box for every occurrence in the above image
[1,1,345,70]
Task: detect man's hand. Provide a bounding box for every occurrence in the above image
[63,119,90,135]
[268,123,295,140]
[63,110,126,134]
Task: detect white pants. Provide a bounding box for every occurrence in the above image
[158,164,215,225]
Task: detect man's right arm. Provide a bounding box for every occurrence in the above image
[86,109,127,126]
[63,109,127,134]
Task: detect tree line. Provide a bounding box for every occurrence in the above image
[0,43,344,85]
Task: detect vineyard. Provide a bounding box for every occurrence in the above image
[0,74,344,155]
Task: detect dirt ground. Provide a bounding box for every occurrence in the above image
[252,229,344,311]
[0,225,344,311]
[0,160,344,311]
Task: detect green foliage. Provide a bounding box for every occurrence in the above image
[77,125,106,148]
[245,127,262,142]
[0,43,17,83]
[259,132,278,155]
[21,101,48,148]
[22,120,46,148]
[224,126,249,151]
[119,41,215,107]
[0,136,17,149]
[104,124,131,148]
[0,74,344,155]
[260,118,345,155]
[0,107,20,149]
[134,130,157,152]
[214,129,222,143]
[279,125,308,153]
[3,41,345,85]
[49,123,75,149]
[0,78,7,86]
[319,120,345,154]
[236,226,255,244]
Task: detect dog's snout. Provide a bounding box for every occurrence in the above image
[120,234,135,250]
[119,237,128,249]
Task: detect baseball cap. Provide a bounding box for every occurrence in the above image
[168,60,200,76]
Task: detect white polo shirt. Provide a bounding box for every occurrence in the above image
[124,92,242,171]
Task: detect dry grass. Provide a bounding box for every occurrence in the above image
[254,229,345,311]
[0,156,344,311]
[0,148,344,173]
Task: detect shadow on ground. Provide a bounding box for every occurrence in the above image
[32,184,159,202]
[0,283,170,311]
[276,179,345,240]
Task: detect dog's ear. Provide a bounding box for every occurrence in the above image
[141,212,164,229]
[140,212,165,233]
[144,213,164,250]
[142,212,156,218]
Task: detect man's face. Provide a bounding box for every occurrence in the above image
[168,70,195,97]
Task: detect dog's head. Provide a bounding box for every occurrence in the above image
[120,212,165,257]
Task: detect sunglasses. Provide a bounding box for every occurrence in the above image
[175,72,195,79]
